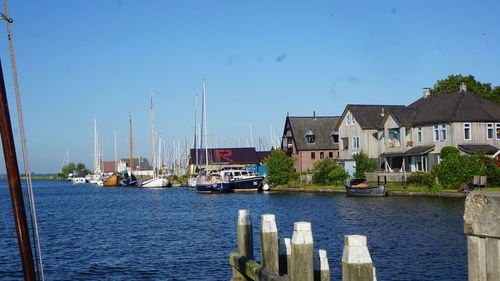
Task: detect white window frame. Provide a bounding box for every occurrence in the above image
[433,124,447,141]
[346,113,351,125]
[352,116,356,125]
[352,136,360,150]
[496,123,500,140]
[487,123,494,140]
[417,127,423,143]
[464,123,471,140]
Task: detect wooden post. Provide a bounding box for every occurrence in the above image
[260,214,279,274]
[279,238,291,276]
[464,191,500,281]
[314,249,330,281]
[232,209,253,281]
[290,222,314,281]
[341,235,374,281]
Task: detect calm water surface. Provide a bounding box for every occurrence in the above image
[1,180,466,280]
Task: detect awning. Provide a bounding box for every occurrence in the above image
[380,145,435,158]
[458,144,499,155]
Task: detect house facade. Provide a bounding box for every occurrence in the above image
[379,88,500,172]
[281,115,340,172]
[334,105,405,175]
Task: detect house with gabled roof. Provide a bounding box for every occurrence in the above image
[334,104,405,174]
[379,85,500,172]
[281,114,340,172]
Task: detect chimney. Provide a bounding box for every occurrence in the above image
[313,111,316,120]
[459,81,467,92]
[423,88,431,98]
[381,107,385,117]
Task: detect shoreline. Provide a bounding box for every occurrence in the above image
[271,187,466,198]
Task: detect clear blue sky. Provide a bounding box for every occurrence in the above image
[0,0,498,173]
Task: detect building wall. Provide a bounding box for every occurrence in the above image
[296,150,339,172]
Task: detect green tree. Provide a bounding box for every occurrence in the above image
[440,146,460,159]
[59,162,90,179]
[312,158,338,185]
[328,166,349,185]
[430,74,499,104]
[264,149,294,185]
[353,153,378,178]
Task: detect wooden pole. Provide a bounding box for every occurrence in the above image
[290,222,314,281]
[314,249,330,281]
[260,214,279,274]
[232,209,253,281]
[341,235,374,281]
[279,238,291,276]
[129,112,133,174]
[0,59,36,280]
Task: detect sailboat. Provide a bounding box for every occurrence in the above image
[120,112,138,187]
[87,119,103,184]
[138,94,169,188]
[187,94,198,188]
[195,79,231,193]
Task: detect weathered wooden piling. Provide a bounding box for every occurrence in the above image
[279,238,291,276]
[261,214,279,274]
[341,235,375,281]
[464,191,500,281]
[290,222,314,281]
[314,249,330,281]
[232,209,254,281]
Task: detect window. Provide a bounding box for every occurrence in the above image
[487,123,494,140]
[305,129,315,144]
[388,128,401,147]
[331,132,339,143]
[346,113,351,125]
[311,152,315,159]
[497,123,500,140]
[320,152,324,159]
[433,124,447,141]
[328,152,333,158]
[417,127,423,143]
[352,116,356,125]
[352,136,360,150]
[464,123,471,140]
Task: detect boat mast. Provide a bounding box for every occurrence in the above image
[114,130,117,172]
[202,79,208,169]
[129,112,133,175]
[0,59,36,280]
[193,94,198,172]
[93,118,98,174]
[150,92,156,177]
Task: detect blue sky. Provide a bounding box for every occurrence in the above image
[0,0,498,173]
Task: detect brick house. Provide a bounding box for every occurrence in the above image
[281,115,340,172]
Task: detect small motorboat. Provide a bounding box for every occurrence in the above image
[344,177,388,197]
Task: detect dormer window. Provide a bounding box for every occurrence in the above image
[305,130,315,144]
[331,131,339,143]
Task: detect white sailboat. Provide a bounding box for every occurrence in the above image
[139,93,169,188]
[87,118,103,184]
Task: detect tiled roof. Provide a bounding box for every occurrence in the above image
[408,91,500,126]
[346,105,405,129]
[458,144,499,155]
[287,116,340,151]
[380,145,435,157]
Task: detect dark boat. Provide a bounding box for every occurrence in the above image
[220,167,265,192]
[344,178,388,197]
[120,171,138,187]
[195,172,232,193]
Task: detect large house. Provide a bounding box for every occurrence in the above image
[334,105,405,175]
[379,86,500,172]
[281,115,340,172]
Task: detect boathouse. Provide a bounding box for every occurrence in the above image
[189,147,269,174]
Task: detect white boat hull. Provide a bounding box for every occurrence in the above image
[71,177,87,184]
[139,177,169,188]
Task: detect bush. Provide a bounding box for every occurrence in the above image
[312,158,338,185]
[328,167,349,185]
[264,149,295,185]
[440,146,460,159]
[406,172,434,187]
[353,153,378,178]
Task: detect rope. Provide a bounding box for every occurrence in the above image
[2,2,45,280]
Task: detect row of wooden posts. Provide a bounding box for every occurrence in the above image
[229,210,377,281]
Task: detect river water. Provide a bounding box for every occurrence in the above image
[1,180,466,280]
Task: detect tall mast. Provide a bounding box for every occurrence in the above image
[93,118,97,174]
[202,79,208,168]
[114,130,117,172]
[150,92,156,177]
[129,112,133,174]
[0,59,36,280]
[194,94,198,171]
